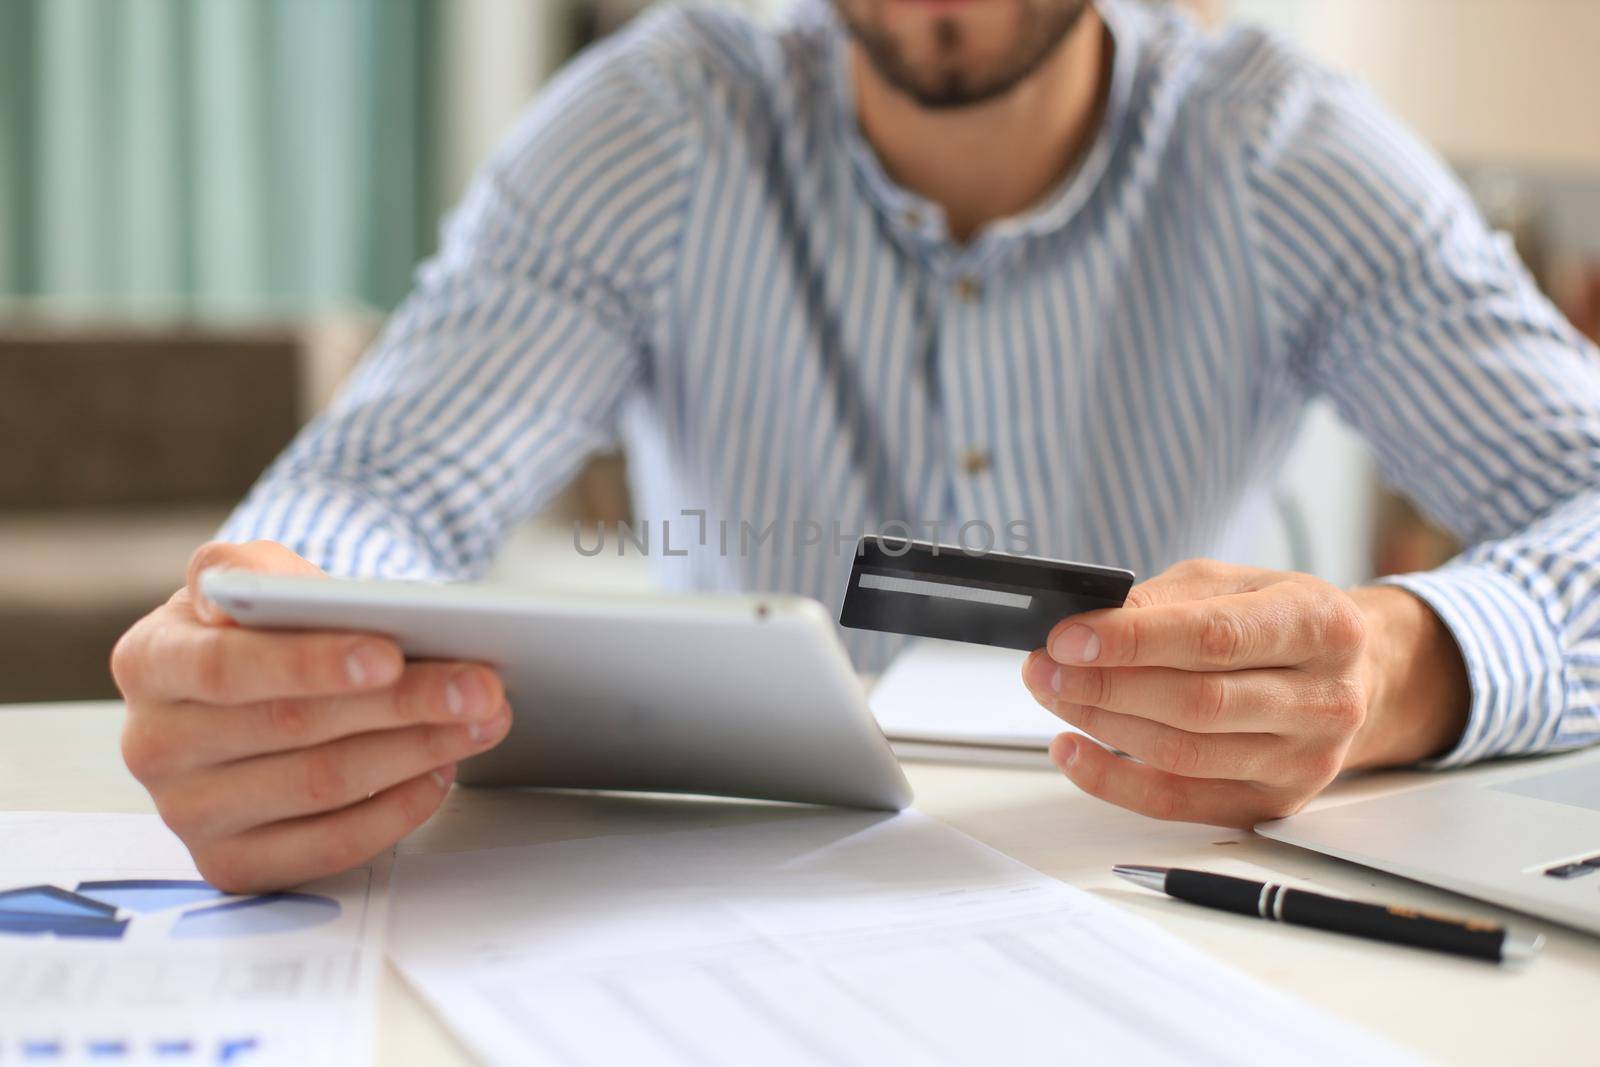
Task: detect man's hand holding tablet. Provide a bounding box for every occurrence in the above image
[111,541,513,893]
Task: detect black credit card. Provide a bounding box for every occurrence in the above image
[840,537,1135,652]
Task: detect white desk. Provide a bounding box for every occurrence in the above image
[4,701,1595,1065]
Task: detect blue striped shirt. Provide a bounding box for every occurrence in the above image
[222,0,1600,767]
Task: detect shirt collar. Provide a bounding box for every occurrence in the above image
[821,0,1142,253]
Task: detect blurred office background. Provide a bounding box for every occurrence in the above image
[3,0,1599,701]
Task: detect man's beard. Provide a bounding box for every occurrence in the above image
[836,0,1093,110]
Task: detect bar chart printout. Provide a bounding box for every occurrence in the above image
[390,811,1423,1067]
[0,813,390,1066]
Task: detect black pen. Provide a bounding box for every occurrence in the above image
[1113,865,1544,964]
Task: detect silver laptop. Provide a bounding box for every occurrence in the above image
[1256,745,1600,936]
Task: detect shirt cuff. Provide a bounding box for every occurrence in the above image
[217,479,446,580]
[1377,562,1567,768]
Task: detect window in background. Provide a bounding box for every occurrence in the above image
[0,0,439,314]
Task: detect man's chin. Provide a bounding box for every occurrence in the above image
[867,46,1065,110]
[893,67,1021,110]
[839,0,1093,110]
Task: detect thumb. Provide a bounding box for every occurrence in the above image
[185,540,325,625]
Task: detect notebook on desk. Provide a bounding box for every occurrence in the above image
[868,639,1081,767]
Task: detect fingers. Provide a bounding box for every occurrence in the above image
[1046,703,1295,784]
[158,704,511,840]
[186,540,325,625]
[1050,735,1304,828]
[115,540,486,893]
[190,764,458,894]
[1021,652,1351,735]
[132,616,403,705]
[112,540,357,705]
[1026,561,1369,826]
[1047,582,1365,671]
[124,662,507,775]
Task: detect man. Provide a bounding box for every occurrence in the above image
[113,0,1600,892]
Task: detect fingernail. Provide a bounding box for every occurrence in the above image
[430,765,456,789]
[1053,624,1100,664]
[1055,736,1080,768]
[346,642,393,686]
[468,708,507,744]
[1023,652,1057,692]
[445,670,489,718]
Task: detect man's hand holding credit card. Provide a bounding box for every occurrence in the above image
[843,541,1448,830]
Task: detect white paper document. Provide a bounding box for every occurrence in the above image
[871,639,1075,761]
[0,812,389,1066]
[391,811,1418,1067]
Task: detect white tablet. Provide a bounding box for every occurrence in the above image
[199,571,913,811]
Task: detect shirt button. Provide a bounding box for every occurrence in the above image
[953,275,983,302]
[961,448,991,475]
[900,209,924,230]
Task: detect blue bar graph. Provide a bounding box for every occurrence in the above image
[0,880,338,941]
[0,886,127,938]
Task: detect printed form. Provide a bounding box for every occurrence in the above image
[0,813,388,1066]
[391,811,1419,1067]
